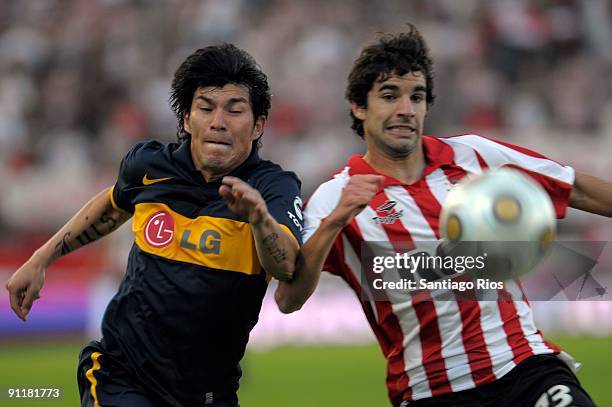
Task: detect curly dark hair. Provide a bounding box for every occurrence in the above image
[346,25,436,138]
[169,43,271,145]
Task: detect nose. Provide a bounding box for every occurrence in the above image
[209,109,227,131]
[396,95,416,117]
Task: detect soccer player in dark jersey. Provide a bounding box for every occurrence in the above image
[276,26,612,406]
[6,44,304,406]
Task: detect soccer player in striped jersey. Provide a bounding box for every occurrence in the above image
[277,25,612,406]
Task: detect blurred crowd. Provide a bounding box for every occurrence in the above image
[1,0,612,240]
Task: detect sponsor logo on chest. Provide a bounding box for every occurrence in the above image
[372,200,404,225]
[143,210,221,254]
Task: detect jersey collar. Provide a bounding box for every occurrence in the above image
[346,136,455,188]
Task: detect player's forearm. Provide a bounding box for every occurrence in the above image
[30,188,131,268]
[275,216,344,314]
[251,213,299,282]
[569,171,612,217]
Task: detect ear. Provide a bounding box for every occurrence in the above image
[183,112,191,134]
[252,116,266,141]
[351,102,366,121]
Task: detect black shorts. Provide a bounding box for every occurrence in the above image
[77,341,239,407]
[404,354,596,407]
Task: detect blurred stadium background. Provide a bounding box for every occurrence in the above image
[1,0,611,405]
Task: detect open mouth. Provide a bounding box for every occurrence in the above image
[204,140,231,146]
[386,125,416,135]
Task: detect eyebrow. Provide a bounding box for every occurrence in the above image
[195,95,249,105]
[378,84,400,93]
[377,84,427,93]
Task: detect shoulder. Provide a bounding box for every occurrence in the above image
[251,159,302,190]
[438,134,559,167]
[435,134,491,149]
[437,134,537,155]
[433,134,534,165]
[305,167,351,212]
[122,139,169,166]
[128,139,165,154]
[119,139,178,180]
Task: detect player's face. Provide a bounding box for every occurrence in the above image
[352,71,427,158]
[184,84,264,180]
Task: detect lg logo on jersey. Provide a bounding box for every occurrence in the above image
[180,229,221,254]
[144,211,221,254]
[145,211,175,247]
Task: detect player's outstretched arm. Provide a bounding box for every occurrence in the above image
[275,174,384,314]
[5,187,132,321]
[219,176,299,281]
[569,171,612,217]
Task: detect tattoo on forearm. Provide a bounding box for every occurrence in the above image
[100,211,118,230]
[53,210,124,259]
[75,210,122,245]
[262,232,288,264]
[53,232,73,259]
[75,229,94,246]
[91,223,103,237]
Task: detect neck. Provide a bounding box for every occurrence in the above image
[199,169,226,183]
[189,143,254,183]
[363,139,426,184]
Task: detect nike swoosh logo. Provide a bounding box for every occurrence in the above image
[142,174,173,185]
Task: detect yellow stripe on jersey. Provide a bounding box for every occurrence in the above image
[85,352,102,407]
[133,202,293,275]
[108,185,121,211]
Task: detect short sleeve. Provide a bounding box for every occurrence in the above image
[449,135,575,218]
[257,171,304,245]
[111,140,159,213]
[303,178,347,275]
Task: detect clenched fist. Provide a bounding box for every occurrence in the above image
[219,176,269,225]
[327,174,385,227]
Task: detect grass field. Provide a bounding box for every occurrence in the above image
[0,337,609,406]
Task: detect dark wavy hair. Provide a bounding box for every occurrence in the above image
[169,44,271,145]
[346,25,436,138]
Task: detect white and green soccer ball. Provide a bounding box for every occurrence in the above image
[440,168,556,279]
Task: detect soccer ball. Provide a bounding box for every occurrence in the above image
[440,168,556,279]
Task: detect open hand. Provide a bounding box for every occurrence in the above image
[5,259,46,321]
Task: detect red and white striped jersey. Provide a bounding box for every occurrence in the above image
[302,135,575,405]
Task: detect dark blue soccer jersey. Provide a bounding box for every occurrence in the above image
[97,140,302,406]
